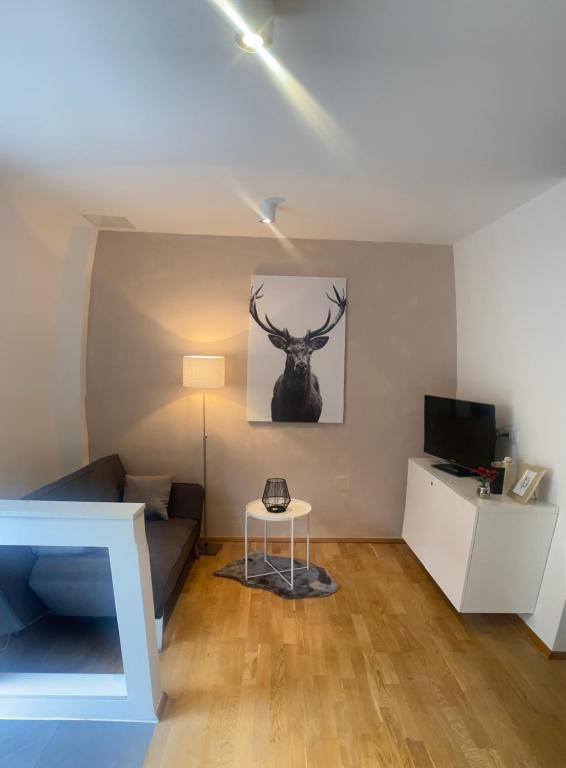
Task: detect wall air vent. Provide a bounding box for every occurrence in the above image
[82,214,135,230]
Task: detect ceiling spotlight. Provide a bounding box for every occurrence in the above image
[234,0,274,52]
[259,196,285,225]
[236,31,265,52]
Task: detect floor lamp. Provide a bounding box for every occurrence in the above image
[183,355,225,556]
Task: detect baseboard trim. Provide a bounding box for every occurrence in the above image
[208,537,402,544]
[515,617,566,659]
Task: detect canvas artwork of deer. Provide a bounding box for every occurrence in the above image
[247,277,347,423]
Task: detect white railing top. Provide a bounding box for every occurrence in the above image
[0,500,144,521]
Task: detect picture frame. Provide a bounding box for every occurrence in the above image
[508,464,547,504]
[246,275,347,423]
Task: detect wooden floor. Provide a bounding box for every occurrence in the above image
[144,542,566,768]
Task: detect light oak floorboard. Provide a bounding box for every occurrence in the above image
[144,542,566,768]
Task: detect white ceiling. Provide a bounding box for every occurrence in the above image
[1,0,565,244]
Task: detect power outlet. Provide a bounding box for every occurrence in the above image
[498,425,518,444]
[335,475,350,492]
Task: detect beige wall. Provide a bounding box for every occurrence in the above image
[87,232,456,537]
[0,185,95,497]
[0,188,60,496]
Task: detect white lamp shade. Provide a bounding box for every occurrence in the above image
[183,356,225,389]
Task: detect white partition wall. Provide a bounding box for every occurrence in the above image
[454,180,566,650]
[0,500,163,721]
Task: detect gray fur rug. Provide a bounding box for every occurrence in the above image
[214,552,338,599]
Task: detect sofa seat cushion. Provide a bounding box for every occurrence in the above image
[29,552,116,618]
[28,518,199,620]
[0,547,47,634]
[145,517,199,618]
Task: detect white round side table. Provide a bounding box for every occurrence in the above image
[244,498,312,589]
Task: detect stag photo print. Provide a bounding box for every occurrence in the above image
[247,275,347,423]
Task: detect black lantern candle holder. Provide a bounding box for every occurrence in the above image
[262,478,291,513]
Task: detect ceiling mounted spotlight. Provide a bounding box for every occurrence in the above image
[235,0,274,52]
[259,196,285,224]
[238,31,265,51]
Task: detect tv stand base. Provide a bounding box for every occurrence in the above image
[431,462,476,478]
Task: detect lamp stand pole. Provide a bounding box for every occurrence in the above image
[199,391,222,556]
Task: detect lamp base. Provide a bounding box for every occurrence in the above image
[199,540,223,556]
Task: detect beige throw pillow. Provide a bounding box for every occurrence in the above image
[123,474,174,520]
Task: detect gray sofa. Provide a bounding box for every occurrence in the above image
[0,454,203,651]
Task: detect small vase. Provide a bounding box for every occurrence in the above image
[489,464,505,495]
[477,483,491,499]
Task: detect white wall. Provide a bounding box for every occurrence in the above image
[0,183,96,497]
[455,180,566,651]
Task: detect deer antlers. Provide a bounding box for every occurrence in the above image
[250,284,291,342]
[250,283,347,341]
[306,285,347,341]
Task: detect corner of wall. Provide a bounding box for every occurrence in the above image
[55,224,98,474]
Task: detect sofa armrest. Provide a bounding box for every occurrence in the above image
[168,482,203,524]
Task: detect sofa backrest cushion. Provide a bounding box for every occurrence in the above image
[23,454,126,556]
[24,454,126,503]
[168,482,203,523]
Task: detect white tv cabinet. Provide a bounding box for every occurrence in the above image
[402,458,558,613]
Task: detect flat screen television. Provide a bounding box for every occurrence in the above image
[424,395,496,476]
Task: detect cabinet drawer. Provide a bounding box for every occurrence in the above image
[403,462,477,609]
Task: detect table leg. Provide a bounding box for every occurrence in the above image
[264,520,267,562]
[244,513,248,581]
[307,514,310,569]
[291,517,294,589]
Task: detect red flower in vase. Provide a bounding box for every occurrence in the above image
[475,466,498,483]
